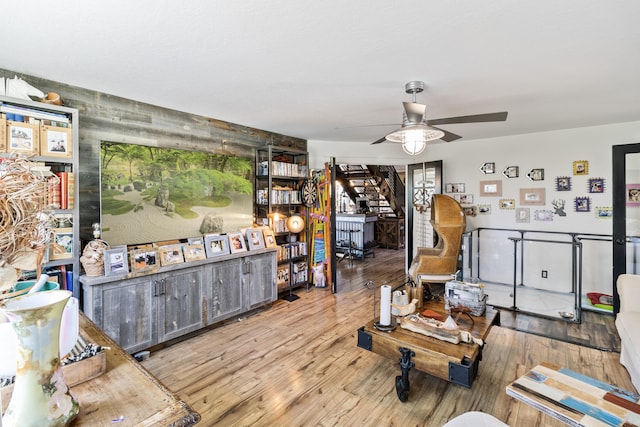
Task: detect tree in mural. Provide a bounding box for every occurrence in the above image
[99,142,254,245]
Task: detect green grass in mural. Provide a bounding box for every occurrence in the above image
[102,188,136,215]
[99,141,254,244]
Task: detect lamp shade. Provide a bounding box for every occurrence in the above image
[386,123,444,156]
[286,215,305,233]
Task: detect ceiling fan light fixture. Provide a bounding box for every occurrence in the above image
[386,124,444,155]
[402,139,426,155]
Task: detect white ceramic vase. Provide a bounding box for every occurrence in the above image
[0,290,79,427]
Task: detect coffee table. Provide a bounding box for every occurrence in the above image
[507,362,640,427]
[357,300,499,401]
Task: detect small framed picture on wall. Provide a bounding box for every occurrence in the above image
[626,184,640,206]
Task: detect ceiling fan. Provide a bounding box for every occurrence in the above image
[371,81,508,152]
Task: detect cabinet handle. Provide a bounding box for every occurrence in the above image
[153,280,159,296]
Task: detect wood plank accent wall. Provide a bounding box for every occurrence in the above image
[0,68,306,243]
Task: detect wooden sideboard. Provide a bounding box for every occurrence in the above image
[1,313,200,425]
[80,249,276,353]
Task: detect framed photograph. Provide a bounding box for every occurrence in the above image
[228,232,247,253]
[246,228,266,250]
[204,234,230,257]
[556,176,572,191]
[479,180,502,197]
[573,160,589,175]
[129,248,159,273]
[575,197,591,212]
[158,244,185,266]
[499,199,515,209]
[183,243,206,262]
[534,210,554,221]
[7,121,39,156]
[626,184,640,206]
[453,194,474,204]
[49,227,74,260]
[262,227,277,248]
[478,204,491,215]
[520,188,546,206]
[462,206,477,217]
[40,125,72,158]
[480,162,495,174]
[515,208,530,223]
[445,183,465,193]
[595,207,612,219]
[502,166,519,178]
[588,178,605,193]
[527,168,544,181]
[187,236,204,245]
[104,247,129,276]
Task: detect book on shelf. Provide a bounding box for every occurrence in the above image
[46,170,73,210]
[0,103,70,123]
[67,171,74,209]
[47,175,62,209]
[56,171,68,209]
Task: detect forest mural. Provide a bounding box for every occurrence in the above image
[100,141,253,246]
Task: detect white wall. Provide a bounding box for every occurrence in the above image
[309,120,640,298]
[310,120,640,234]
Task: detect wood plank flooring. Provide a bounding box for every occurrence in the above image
[142,249,634,426]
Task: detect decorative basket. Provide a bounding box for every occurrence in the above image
[80,240,110,276]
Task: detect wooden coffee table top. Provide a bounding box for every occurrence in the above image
[361,301,499,380]
[506,362,640,427]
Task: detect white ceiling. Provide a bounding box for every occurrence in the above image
[4,1,640,146]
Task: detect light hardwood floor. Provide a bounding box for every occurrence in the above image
[142,249,634,426]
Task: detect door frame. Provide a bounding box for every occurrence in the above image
[406,160,442,269]
[612,143,640,314]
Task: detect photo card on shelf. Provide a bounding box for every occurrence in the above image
[40,125,72,158]
[262,227,277,248]
[228,232,247,253]
[204,234,230,257]
[104,246,129,276]
[129,247,159,273]
[246,227,266,250]
[158,244,185,266]
[183,243,206,262]
[49,227,74,260]
[7,121,39,156]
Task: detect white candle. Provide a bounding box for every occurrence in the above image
[380,284,392,326]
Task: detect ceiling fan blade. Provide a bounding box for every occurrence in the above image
[371,136,388,145]
[431,126,462,142]
[427,111,508,126]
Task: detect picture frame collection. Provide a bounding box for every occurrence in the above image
[102,226,274,277]
[444,159,611,223]
[1,115,73,159]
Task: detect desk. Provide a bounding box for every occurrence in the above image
[2,313,200,426]
[506,362,640,427]
[357,300,499,401]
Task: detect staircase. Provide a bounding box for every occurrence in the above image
[335,164,405,217]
